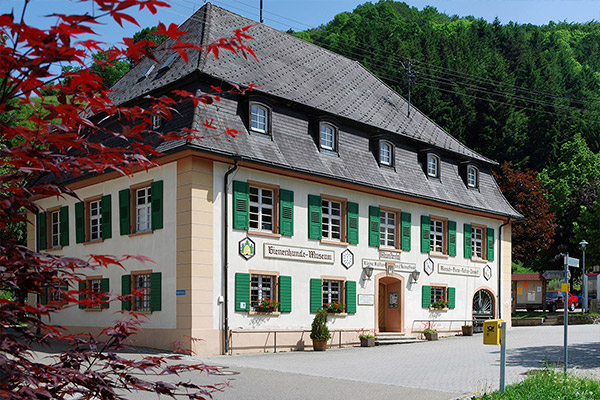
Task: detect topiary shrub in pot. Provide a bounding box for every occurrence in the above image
[310,308,331,351]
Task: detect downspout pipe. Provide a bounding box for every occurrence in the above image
[223,158,239,354]
[498,218,511,320]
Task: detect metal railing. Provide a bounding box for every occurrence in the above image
[228,329,359,354]
[412,318,487,334]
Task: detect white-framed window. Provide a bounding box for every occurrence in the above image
[322,279,341,305]
[472,226,484,259]
[249,186,274,232]
[430,218,444,253]
[89,199,102,241]
[430,286,447,305]
[151,114,162,130]
[250,274,274,310]
[136,187,152,233]
[51,210,60,248]
[250,103,268,134]
[427,154,439,178]
[320,122,336,151]
[90,278,102,309]
[321,199,342,241]
[380,141,393,166]
[380,210,397,248]
[467,166,478,188]
[134,273,151,312]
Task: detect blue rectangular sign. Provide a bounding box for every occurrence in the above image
[176,290,186,296]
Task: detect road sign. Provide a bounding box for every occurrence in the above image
[561,283,571,293]
[543,270,569,280]
[564,255,580,268]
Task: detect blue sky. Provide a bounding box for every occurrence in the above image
[6,0,600,49]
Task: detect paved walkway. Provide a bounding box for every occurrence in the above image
[194,325,600,399]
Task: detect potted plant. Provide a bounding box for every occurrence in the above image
[461,323,473,336]
[310,308,331,351]
[422,321,438,341]
[256,298,279,313]
[357,329,375,347]
[325,301,345,313]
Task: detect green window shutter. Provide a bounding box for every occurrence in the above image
[308,195,322,240]
[448,220,457,257]
[487,228,495,261]
[101,195,112,239]
[310,278,322,313]
[279,189,294,236]
[119,189,130,236]
[448,287,456,309]
[101,278,110,309]
[420,215,431,253]
[422,285,431,308]
[37,212,47,251]
[79,280,86,309]
[121,274,131,311]
[150,272,162,311]
[368,206,380,247]
[151,180,163,230]
[347,202,359,244]
[75,202,85,243]
[40,288,48,306]
[233,181,249,230]
[401,212,411,251]
[60,206,69,247]
[278,276,292,312]
[345,280,357,313]
[464,223,472,258]
[235,273,250,312]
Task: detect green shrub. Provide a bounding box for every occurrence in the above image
[475,368,600,399]
[310,308,331,340]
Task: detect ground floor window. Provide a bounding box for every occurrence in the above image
[134,273,151,312]
[422,285,455,309]
[251,274,278,311]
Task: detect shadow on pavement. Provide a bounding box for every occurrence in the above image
[494,342,600,370]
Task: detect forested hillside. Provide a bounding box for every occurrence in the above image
[294,0,600,172]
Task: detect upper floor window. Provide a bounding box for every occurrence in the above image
[249,186,274,232]
[380,141,393,166]
[380,209,397,248]
[51,210,61,248]
[89,199,102,241]
[430,218,445,253]
[322,198,342,241]
[467,166,478,188]
[152,114,162,130]
[136,186,152,233]
[427,154,439,178]
[472,226,484,259]
[320,122,336,151]
[250,103,269,134]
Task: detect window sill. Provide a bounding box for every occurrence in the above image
[379,247,402,253]
[327,312,347,317]
[84,308,104,312]
[429,252,449,259]
[249,311,281,316]
[320,240,349,247]
[128,230,154,238]
[470,257,488,263]
[83,239,105,246]
[45,246,64,252]
[248,231,282,238]
[429,307,449,312]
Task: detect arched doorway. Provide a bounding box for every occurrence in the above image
[472,288,494,333]
[376,274,404,332]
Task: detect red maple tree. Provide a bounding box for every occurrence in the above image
[0,1,254,398]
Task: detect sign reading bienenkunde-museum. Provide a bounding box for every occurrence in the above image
[438,263,481,277]
[264,243,334,264]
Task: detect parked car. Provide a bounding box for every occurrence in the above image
[545,290,578,312]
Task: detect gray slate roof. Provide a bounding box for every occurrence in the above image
[110,3,521,219]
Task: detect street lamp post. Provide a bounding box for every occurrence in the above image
[580,240,589,313]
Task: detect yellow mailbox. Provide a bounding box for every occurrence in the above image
[483,319,504,345]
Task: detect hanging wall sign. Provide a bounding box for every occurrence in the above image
[239,237,256,260]
[341,249,354,269]
[362,259,416,272]
[438,263,481,277]
[483,265,492,281]
[424,258,434,276]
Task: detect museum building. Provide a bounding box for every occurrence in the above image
[29,3,521,355]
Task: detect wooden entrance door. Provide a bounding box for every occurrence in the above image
[378,282,386,331]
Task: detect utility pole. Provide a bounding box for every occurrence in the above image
[260,0,263,23]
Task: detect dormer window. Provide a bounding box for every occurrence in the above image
[427,154,439,178]
[319,122,336,151]
[250,103,269,134]
[467,166,478,188]
[152,114,162,130]
[380,141,393,166]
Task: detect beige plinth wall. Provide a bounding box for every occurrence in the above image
[176,156,221,355]
[501,222,513,328]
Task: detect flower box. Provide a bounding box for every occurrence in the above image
[461,325,473,336]
[424,332,438,341]
[360,337,375,347]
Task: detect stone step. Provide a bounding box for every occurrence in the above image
[374,334,423,345]
[375,332,406,337]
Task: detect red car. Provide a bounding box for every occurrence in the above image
[545,290,578,312]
